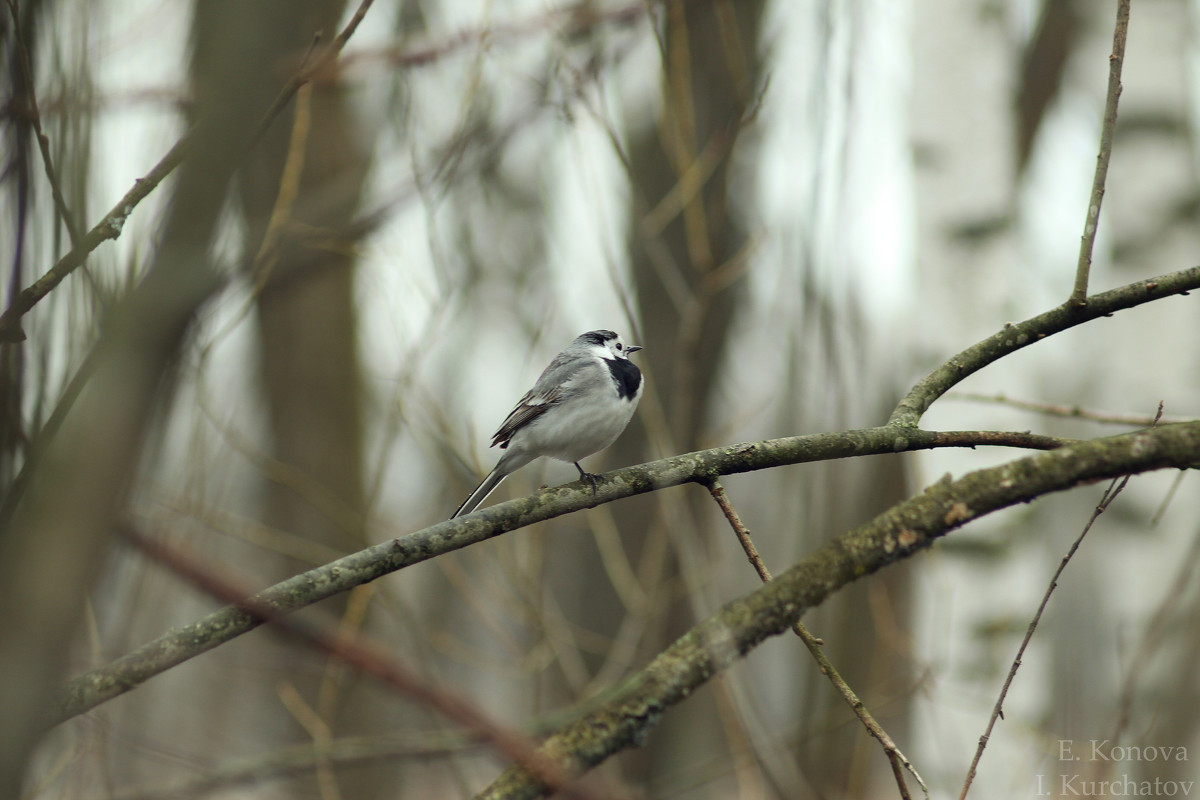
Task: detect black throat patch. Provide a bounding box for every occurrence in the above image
[605,358,642,400]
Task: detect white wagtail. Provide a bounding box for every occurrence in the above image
[451,330,643,518]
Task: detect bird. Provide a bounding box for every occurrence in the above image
[451,329,643,518]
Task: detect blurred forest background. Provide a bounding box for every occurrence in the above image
[2,0,1200,798]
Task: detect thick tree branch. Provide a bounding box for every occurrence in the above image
[50,425,1069,723]
[476,422,1200,800]
[52,264,1200,723]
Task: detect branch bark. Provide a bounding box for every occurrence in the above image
[890,266,1199,426]
[50,264,1200,725]
[49,425,1061,723]
[476,422,1200,800]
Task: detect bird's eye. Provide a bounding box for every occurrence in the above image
[616,343,623,350]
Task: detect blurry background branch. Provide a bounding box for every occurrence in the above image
[0,0,386,795]
[0,0,377,344]
[121,523,616,800]
[5,0,83,247]
[0,126,189,343]
[0,4,283,795]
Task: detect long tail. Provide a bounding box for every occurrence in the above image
[451,468,507,518]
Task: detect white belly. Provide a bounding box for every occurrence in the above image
[508,390,639,464]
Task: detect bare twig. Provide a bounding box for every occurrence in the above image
[0,135,189,342]
[246,0,376,151]
[5,0,84,247]
[706,478,928,800]
[342,0,649,70]
[957,401,1162,799]
[1100,484,1200,769]
[1070,0,1131,305]
[1149,469,1186,526]
[276,683,342,800]
[252,81,313,283]
[950,392,1192,427]
[958,476,1128,799]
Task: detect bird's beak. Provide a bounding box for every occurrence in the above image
[626,345,642,354]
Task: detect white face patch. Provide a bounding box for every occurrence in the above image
[598,337,629,361]
[591,343,620,361]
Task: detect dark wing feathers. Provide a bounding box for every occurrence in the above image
[489,337,629,449]
[491,385,563,449]
[489,348,583,448]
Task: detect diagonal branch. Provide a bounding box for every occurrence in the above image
[705,478,926,800]
[50,426,1063,723]
[474,422,1200,800]
[0,136,190,342]
[889,265,1200,427]
[957,472,1131,800]
[961,404,1160,798]
[52,264,1200,723]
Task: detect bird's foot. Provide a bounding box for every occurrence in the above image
[574,463,601,495]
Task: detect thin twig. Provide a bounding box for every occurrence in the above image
[957,401,1162,799]
[252,81,313,284]
[0,135,189,342]
[246,0,376,152]
[949,392,1191,427]
[1096,478,1200,782]
[1149,469,1186,526]
[1070,0,1131,305]
[5,0,84,247]
[958,475,1128,799]
[706,478,928,800]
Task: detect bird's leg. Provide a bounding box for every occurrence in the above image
[574,462,600,495]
